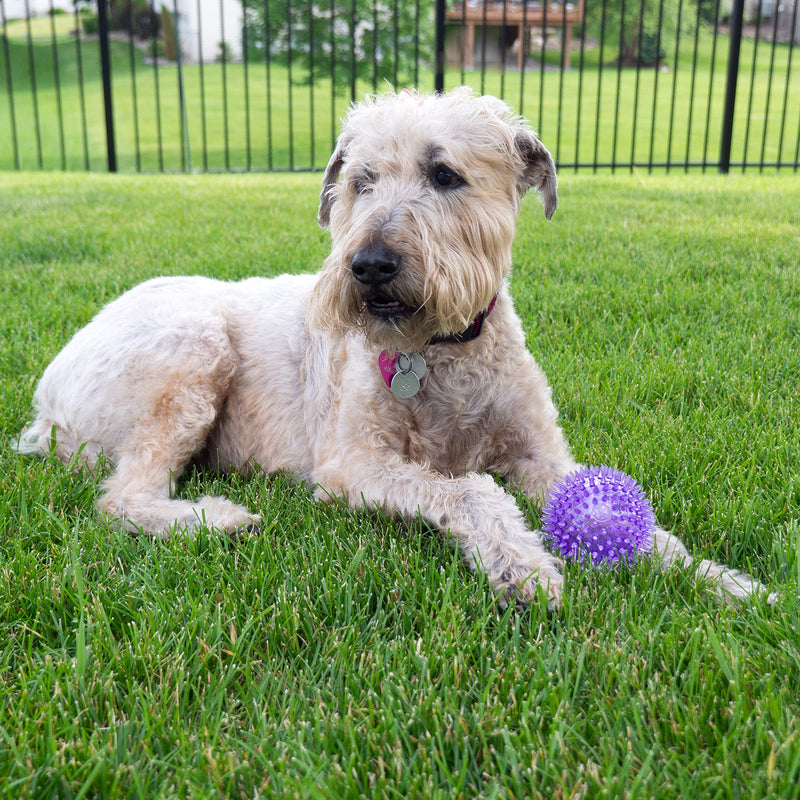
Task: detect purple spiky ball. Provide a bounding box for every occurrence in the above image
[542,466,656,566]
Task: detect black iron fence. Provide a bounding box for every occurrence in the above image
[1,0,798,173]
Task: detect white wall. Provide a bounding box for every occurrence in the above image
[777,0,800,44]
[173,0,242,63]
[2,0,244,64]
[3,0,74,18]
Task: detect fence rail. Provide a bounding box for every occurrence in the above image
[1,0,798,173]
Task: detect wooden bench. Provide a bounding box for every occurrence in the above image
[446,1,585,70]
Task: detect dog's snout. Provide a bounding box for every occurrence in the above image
[351,245,400,285]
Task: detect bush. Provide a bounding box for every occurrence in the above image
[161,8,176,60]
[585,0,698,67]
[243,0,434,93]
[80,9,99,35]
[110,0,160,40]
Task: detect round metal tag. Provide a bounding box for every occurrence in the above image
[409,352,427,379]
[396,352,413,373]
[390,369,421,399]
[396,352,427,380]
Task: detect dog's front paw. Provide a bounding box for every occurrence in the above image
[494,558,563,611]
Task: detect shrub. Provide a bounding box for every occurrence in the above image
[242,0,434,93]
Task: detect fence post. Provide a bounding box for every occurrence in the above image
[719,0,745,173]
[97,0,117,172]
[172,0,191,172]
[434,0,445,92]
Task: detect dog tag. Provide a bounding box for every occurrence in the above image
[390,369,421,399]
[409,352,426,379]
[396,352,427,380]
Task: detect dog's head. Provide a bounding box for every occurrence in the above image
[309,87,557,351]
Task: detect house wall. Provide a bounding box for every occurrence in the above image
[2,0,244,63]
[3,0,73,18]
[776,0,800,42]
[743,0,799,43]
[174,0,242,63]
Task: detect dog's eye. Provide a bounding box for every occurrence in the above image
[433,168,463,189]
[352,171,375,195]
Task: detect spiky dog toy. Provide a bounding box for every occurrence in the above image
[542,465,656,566]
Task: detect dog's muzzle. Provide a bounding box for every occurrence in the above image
[351,244,414,320]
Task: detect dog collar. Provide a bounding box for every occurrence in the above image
[430,295,497,345]
[378,295,497,398]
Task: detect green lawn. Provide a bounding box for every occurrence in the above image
[1,14,799,172]
[1,171,799,798]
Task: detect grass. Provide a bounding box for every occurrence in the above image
[1,170,800,798]
[1,14,799,172]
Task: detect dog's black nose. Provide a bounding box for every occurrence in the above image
[351,245,400,285]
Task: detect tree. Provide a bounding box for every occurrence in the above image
[243,0,434,93]
[584,0,701,67]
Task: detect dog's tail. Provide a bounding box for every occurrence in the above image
[16,418,101,469]
[15,418,60,458]
[653,527,778,604]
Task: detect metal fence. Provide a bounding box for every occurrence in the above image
[1,0,798,173]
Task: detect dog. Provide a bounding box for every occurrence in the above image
[17,87,772,608]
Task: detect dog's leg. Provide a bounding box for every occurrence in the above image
[97,328,259,538]
[488,358,775,604]
[315,456,563,608]
[100,453,258,539]
[513,456,775,604]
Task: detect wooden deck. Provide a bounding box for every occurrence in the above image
[446,1,585,70]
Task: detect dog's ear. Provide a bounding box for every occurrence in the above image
[515,129,558,221]
[318,136,350,229]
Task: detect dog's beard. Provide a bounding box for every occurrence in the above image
[309,250,504,351]
[353,287,493,352]
[308,267,419,350]
[354,287,432,351]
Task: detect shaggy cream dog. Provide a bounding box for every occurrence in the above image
[17,88,771,607]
